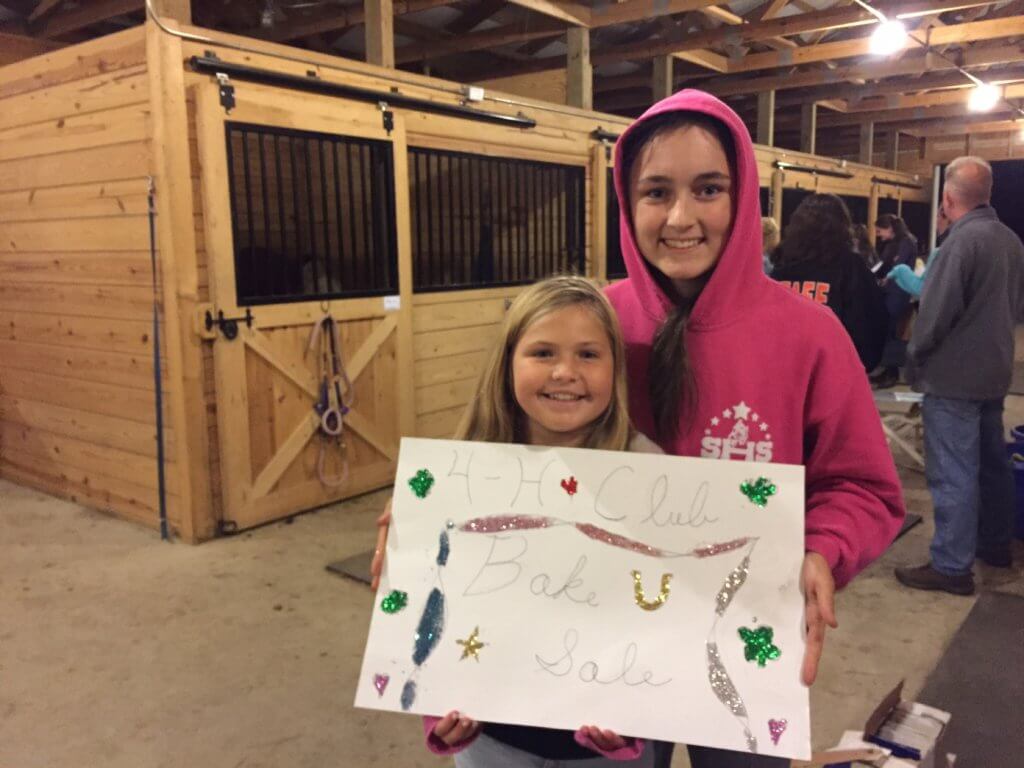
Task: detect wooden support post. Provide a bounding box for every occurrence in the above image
[800,102,817,154]
[652,54,674,102]
[770,169,784,226]
[146,20,214,540]
[757,90,775,146]
[867,183,879,246]
[151,0,191,22]
[364,0,395,68]
[885,129,900,169]
[859,121,874,165]
[566,27,592,110]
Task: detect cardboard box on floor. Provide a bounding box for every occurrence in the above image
[791,681,951,768]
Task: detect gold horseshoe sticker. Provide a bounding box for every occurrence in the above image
[631,570,672,611]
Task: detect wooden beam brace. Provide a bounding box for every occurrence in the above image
[28,0,63,23]
[507,0,590,26]
[566,27,592,108]
[365,0,395,68]
[846,82,1024,112]
[757,90,775,145]
[859,121,874,164]
[652,54,674,101]
[800,102,817,154]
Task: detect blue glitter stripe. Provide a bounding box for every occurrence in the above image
[437,531,450,566]
[412,587,445,666]
[400,680,417,711]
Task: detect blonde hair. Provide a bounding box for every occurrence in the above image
[454,275,632,451]
[761,216,780,252]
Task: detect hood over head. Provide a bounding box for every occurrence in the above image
[612,89,768,330]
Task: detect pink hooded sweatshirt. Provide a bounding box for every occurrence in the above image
[606,89,905,588]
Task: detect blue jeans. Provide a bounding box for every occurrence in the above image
[455,734,654,768]
[922,395,1016,575]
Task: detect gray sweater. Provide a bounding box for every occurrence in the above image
[907,206,1024,400]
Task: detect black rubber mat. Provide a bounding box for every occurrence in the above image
[917,591,1024,767]
[325,550,372,585]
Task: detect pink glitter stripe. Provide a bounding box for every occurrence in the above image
[694,537,750,558]
[459,515,557,533]
[574,523,669,557]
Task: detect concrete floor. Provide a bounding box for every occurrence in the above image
[3,399,1023,768]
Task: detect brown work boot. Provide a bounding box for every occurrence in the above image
[894,563,975,596]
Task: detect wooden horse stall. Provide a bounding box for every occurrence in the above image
[164,21,631,536]
[0,29,185,532]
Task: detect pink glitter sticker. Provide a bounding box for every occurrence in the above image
[768,718,787,745]
[694,537,751,558]
[373,673,390,697]
[459,515,556,533]
[560,476,578,496]
[574,523,670,557]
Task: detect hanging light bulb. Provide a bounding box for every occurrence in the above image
[968,83,1000,112]
[869,20,908,56]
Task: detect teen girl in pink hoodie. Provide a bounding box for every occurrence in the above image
[607,90,905,767]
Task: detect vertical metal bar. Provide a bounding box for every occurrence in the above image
[241,128,256,302]
[428,152,438,288]
[303,135,320,296]
[224,127,243,298]
[318,138,334,296]
[460,155,470,285]
[410,149,420,290]
[384,145,398,292]
[575,170,584,274]
[256,129,271,299]
[370,143,386,292]
[453,155,463,285]
[272,134,289,294]
[360,143,374,291]
[345,142,359,290]
[288,135,306,298]
[331,139,346,293]
[445,153,454,285]
[543,166,552,278]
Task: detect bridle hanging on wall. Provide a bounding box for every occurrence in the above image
[307,309,354,487]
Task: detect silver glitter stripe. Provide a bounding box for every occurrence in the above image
[715,555,750,616]
[707,642,748,717]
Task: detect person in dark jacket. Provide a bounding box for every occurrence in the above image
[771,194,887,372]
[871,214,919,388]
[895,156,1024,594]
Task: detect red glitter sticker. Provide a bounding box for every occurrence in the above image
[560,476,578,496]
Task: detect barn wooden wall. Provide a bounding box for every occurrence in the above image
[0,28,182,530]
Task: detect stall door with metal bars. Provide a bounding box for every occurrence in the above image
[194,84,412,530]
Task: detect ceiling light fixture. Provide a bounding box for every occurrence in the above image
[968,83,1001,112]
[869,20,908,56]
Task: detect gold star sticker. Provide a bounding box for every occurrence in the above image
[456,626,486,661]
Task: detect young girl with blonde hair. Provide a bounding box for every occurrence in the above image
[373,274,658,767]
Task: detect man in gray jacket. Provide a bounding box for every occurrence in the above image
[895,156,1024,596]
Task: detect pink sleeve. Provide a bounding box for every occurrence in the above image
[802,340,905,588]
[574,731,647,761]
[422,716,481,756]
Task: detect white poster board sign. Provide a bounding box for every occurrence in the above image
[355,438,810,760]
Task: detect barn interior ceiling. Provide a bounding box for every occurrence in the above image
[2,0,1023,157]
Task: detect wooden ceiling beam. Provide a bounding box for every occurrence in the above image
[701,4,797,50]
[591,4,884,65]
[245,0,454,43]
[730,13,1024,74]
[701,41,1024,96]
[758,0,792,21]
[506,0,590,26]
[810,101,1016,128]
[28,0,64,24]
[908,118,1024,137]
[846,82,1024,112]
[397,0,728,64]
